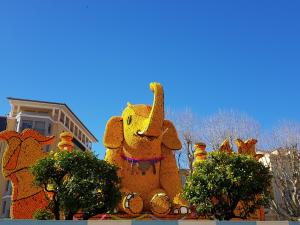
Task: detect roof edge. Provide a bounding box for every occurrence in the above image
[7,97,98,142]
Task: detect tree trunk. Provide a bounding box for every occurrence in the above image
[82,213,91,220]
[223,212,236,220]
[53,199,60,220]
[65,212,74,220]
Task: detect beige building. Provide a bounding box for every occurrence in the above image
[0,97,98,218]
[258,149,300,220]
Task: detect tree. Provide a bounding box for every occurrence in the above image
[169,109,260,171]
[33,209,55,220]
[31,149,121,220]
[166,108,201,170]
[258,120,300,220]
[260,149,300,220]
[199,110,260,151]
[183,151,272,220]
[261,120,300,150]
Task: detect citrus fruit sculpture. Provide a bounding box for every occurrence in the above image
[103,82,189,216]
[0,129,54,219]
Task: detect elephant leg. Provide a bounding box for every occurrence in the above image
[119,188,143,215]
[160,146,190,215]
[149,189,171,216]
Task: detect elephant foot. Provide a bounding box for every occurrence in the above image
[150,193,171,216]
[122,193,143,215]
[173,206,191,215]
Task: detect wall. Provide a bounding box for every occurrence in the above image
[0,118,15,217]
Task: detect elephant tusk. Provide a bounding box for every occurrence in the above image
[137,128,167,138]
[137,130,144,135]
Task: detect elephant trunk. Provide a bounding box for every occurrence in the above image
[139,82,164,137]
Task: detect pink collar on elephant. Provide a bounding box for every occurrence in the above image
[121,154,164,164]
[121,154,164,175]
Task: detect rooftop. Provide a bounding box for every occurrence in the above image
[7,97,98,142]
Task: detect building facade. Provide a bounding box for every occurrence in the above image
[0,97,98,218]
[258,149,300,220]
[0,116,10,218]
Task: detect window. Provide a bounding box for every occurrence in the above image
[21,119,50,135]
[45,145,51,152]
[5,181,9,192]
[7,207,10,218]
[21,120,33,131]
[65,117,70,128]
[48,124,52,134]
[70,122,74,132]
[60,112,65,123]
[2,201,6,214]
[78,130,82,140]
[75,126,78,137]
[34,121,45,135]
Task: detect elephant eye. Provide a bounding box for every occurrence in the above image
[127,115,132,125]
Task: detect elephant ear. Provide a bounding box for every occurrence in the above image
[162,120,182,150]
[103,116,123,149]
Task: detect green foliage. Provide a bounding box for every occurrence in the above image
[33,209,54,220]
[183,151,272,220]
[30,149,121,220]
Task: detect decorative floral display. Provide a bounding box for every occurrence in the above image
[0,129,54,219]
[0,88,269,221]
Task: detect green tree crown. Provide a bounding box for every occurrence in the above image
[183,151,272,220]
[30,149,121,220]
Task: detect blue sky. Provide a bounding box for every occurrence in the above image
[0,1,300,158]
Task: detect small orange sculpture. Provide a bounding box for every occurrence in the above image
[235,138,263,160]
[219,139,233,155]
[0,129,54,219]
[43,131,74,202]
[57,131,74,151]
[193,143,207,166]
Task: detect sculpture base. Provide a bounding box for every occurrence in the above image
[74,213,200,220]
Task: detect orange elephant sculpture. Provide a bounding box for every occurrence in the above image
[103,82,188,217]
[0,129,54,219]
